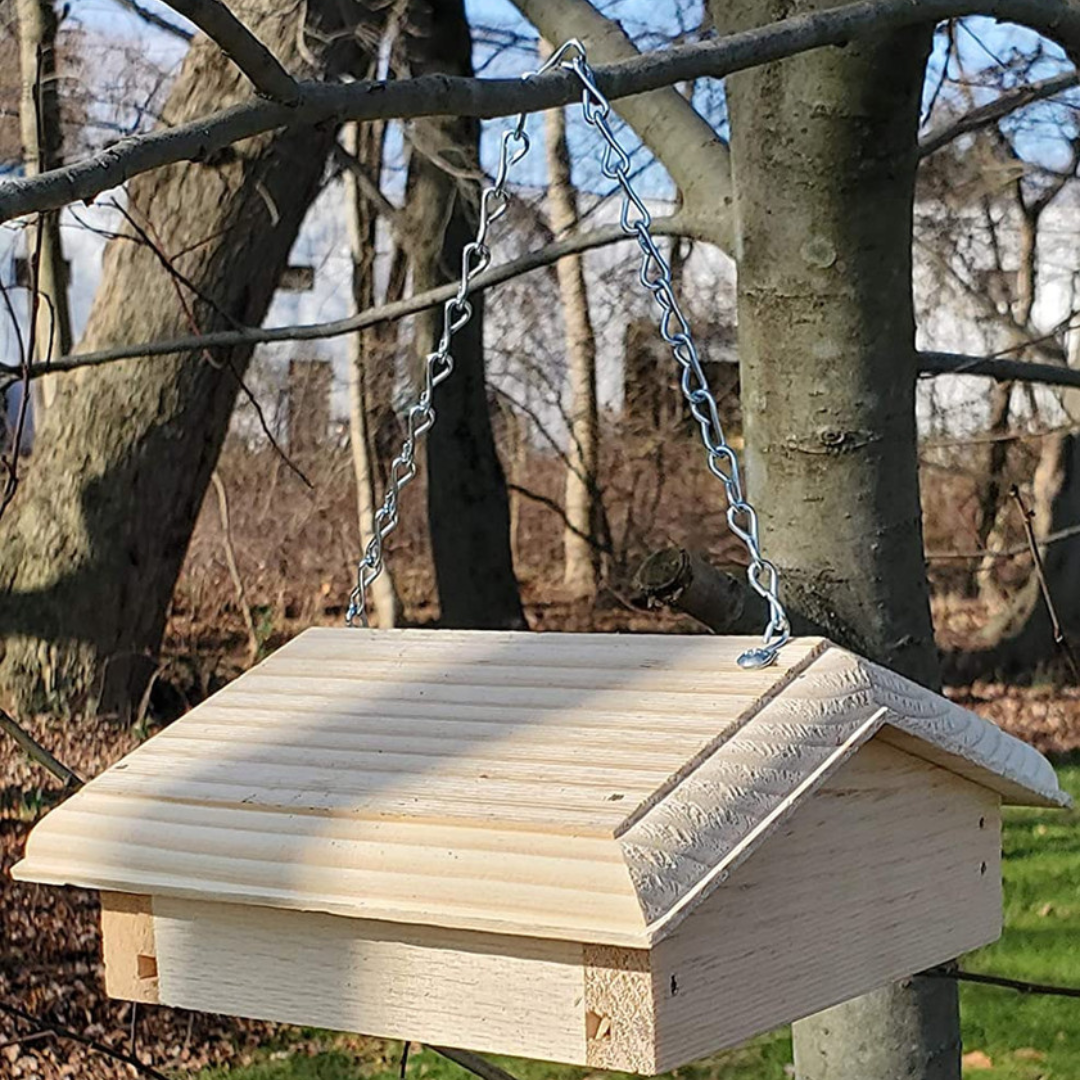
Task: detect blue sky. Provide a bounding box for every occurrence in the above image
[67,0,1080,199]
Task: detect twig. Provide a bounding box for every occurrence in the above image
[925,965,1080,999]
[0,1000,171,1080]
[926,521,1080,561]
[1011,484,1080,681]
[108,199,310,489]
[2,219,685,382]
[919,70,1080,158]
[428,1045,523,1080]
[0,708,83,788]
[5,0,1080,223]
[920,351,1080,391]
[160,0,300,104]
[212,470,259,662]
[0,1030,51,1053]
[507,482,611,552]
[111,0,194,41]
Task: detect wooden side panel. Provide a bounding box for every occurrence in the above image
[651,739,1002,1072]
[100,892,159,1003]
[152,898,589,1065]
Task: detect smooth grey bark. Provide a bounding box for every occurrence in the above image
[0,2,373,713]
[794,981,961,1080]
[404,0,525,630]
[17,0,73,412]
[712,1,957,1077]
[715,0,940,685]
[509,0,734,249]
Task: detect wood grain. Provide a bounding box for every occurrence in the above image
[100,892,159,1004]
[13,631,1063,950]
[152,897,588,1065]
[649,741,1002,1071]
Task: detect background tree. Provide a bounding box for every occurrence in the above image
[404,0,525,629]
[541,39,604,599]
[0,0,379,713]
[16,0,73,414]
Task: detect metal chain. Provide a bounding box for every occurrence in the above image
[349,39,791,670]
[345,114,531,627]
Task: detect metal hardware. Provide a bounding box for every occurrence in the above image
[349,40,790,669]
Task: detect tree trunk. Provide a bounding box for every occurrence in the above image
[404,0,524,630]
[0,3,373,714]
[541,41,602,599]
[713,2,957,1077]
[344,119,402,627]
[16,0,73,413]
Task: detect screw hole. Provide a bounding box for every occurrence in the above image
[979,817,986,829]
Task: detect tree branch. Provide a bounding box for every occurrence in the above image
[160,0,300,104]
[919,70,1080,158]
[0,708,83,788]
[1,217,686,382]
[428,1046,523,1080]
[111,0,194,41]
[0,1001,168,1080]
[508,0,734,248]
[6,0,1080,224]
[919,350,1080,390]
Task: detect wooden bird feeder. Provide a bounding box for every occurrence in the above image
[14,629,1067,1074]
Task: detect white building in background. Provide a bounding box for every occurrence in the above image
[4,4,1079,451]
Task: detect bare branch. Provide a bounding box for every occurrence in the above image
[160,0,300,103]
[1011,484,1080,679]
[428,1046,523,1080]
[3,217,686,381]
[211,470,259,663]
[111,0,194,41]
[924,965,1080,999]
[6,0,1080,224]
[919,350,1080,389]
[919,71,1080,158]
[511,0,734,247]
[0,708,83,788]
[0,1000,169,1080]
[925,521,1080,560]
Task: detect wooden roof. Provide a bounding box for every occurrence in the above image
[14,630,1067,946]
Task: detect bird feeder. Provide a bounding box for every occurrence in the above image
[14,629,1067,1074]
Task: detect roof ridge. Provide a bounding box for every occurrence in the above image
[612,637,832,838]
[621,645,887,942]
[621,644,1069,945]
[852,653,1070,810]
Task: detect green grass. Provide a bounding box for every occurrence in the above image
[198,766,1080,1080]
[955,761,1080,1079]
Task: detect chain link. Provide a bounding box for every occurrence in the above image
[345,123,529,626]
[349,39,790,669]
